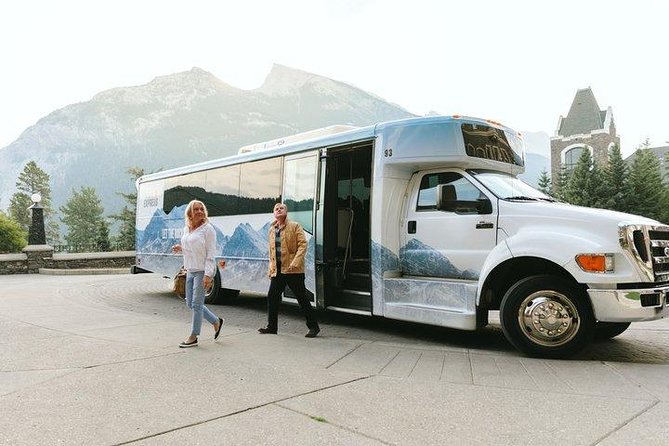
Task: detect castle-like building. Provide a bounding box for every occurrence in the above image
[550,87,620,182]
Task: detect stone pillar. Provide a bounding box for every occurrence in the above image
[23,245,54,274]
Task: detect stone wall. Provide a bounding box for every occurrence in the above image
[51,251,136,270]
[0,253,28,275]
[0,247,136,275]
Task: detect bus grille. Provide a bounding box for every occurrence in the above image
[649,229,669,281]
[620,224,669,283]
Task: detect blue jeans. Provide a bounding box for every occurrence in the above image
[185,270,218,336]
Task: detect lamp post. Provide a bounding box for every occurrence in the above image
[28,192,46,245]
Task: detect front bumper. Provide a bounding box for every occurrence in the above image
[588,286,669,322]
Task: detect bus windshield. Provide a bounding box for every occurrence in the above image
[462,123,524,166]
[469,170,554,201]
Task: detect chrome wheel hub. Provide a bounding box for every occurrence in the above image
[518,291,580,347]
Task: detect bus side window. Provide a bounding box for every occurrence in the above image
[416,172,461,211]
[417,172,492,214]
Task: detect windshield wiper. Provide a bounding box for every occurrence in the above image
[505,196,541,201]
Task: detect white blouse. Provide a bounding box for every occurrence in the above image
[180,222,217,278]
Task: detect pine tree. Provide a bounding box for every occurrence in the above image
[7,160,60,244]
[60,186,110,252]
[601,144,629,213]
[552,165,570,201]
[96,220,111,252]
[628,143,665,221]
[8,193,31,230]
[563,149,594,206]
[586,161,607,209]
[110,167,144,251]
[537,169,551,195]
[658,184,669,225]
[660,150,669,224]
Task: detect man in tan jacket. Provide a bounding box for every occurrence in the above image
[258,203,320,337]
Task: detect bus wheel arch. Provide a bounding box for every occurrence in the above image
[480,257,575,312]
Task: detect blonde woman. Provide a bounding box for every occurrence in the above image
[171,200,224,348]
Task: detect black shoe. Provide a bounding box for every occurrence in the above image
[305,328,320,338]
[258,327,277,334]
[214,317,224,340]
[179,338,198,348]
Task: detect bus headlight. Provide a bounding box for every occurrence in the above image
[575,253,614,273]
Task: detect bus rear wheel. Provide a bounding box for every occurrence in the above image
[500,275,595,359]
[204,270,239,305]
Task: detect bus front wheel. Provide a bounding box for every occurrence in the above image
[500,275,595,359]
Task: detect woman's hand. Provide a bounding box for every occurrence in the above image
[203,275,212,290]
[171,244,182,253]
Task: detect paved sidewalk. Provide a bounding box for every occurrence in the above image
[1,274,668,445]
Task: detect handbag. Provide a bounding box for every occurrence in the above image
[173,267,187,297]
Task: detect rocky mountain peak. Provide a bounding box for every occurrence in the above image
[91,67,236,106]
[256,63,319,95]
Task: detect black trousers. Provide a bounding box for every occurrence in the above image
[266,273,319,331]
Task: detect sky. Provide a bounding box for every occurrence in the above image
[1,0,667,157]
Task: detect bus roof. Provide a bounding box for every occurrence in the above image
[138,115,520,184]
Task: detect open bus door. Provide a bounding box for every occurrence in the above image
[316,142,373,314]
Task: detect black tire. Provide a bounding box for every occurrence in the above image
[500,275,595,359]
[594,321,631,341]
[204,269,221,304]
[204,269,239,305]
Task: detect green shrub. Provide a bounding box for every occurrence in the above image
[0,213,28,253]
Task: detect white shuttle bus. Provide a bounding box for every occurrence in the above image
[135,116,669,358]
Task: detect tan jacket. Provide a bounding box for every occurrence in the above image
[268,219,307,277]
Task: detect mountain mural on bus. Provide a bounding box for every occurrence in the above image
[371,239,479,289]
[371,240,400,293]
[137,205,315,293]
[372,239,477,316]
[399,239,478,280]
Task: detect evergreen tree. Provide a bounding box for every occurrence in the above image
[601,144,629,213]
[552,165,570,201]
[661,182,669,225]
[627,142,665,221]
[110,167,144,251]
[537,169,551,195]
[8,193,31,230]
[586,161,608,209]
[7,160,59,244]
[0,211,27,253]
[660,150,669,224]
[96,220,112,252]
[60,186,110,252]
[563,149,594,206]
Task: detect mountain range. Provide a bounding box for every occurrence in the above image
[0,64,550,225]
